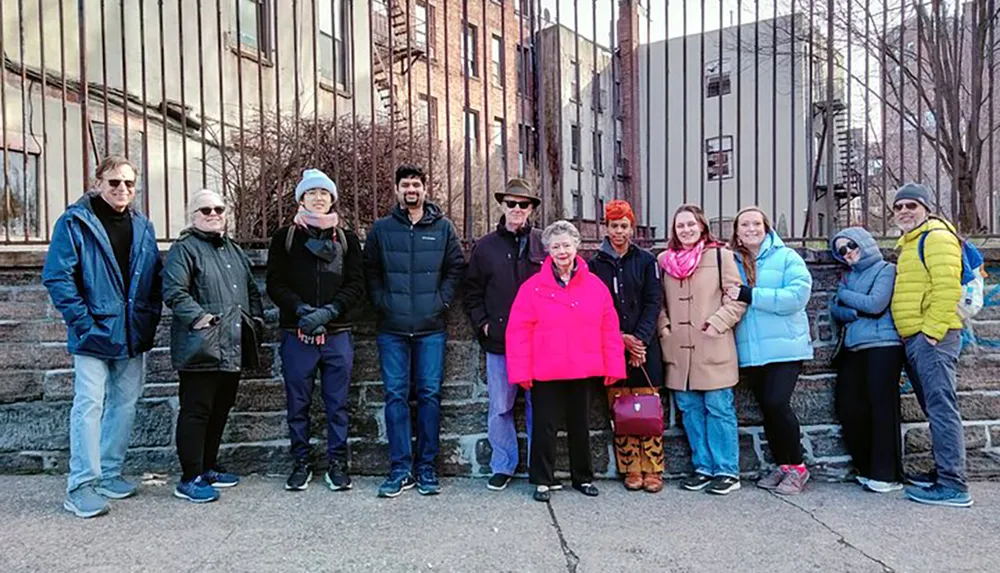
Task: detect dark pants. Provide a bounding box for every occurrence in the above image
[836,345,905,482]
[904,330,967,491]
[280,331,353,464]
[377,331,446,475]
[176,371,240,482]
[529,379,594,486]
[743,361,804,466]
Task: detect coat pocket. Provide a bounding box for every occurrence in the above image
[79,306,125,356]
[699,330,734,366]
[181,319,223,368]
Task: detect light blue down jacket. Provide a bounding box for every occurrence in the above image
[829,227,901,351]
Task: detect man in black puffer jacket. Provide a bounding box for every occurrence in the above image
[364,165,466,499]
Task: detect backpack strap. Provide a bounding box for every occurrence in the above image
[284,225,296,254]
[716,246,723,293]
[917,226,959,269]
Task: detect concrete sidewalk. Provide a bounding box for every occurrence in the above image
[0,475,995,573]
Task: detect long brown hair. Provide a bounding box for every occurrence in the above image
[667,204,718,251]
[729,206,773,287]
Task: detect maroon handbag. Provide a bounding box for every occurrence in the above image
[610,367,664,437]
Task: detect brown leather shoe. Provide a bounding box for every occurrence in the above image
[643,473,664,493]
[624,472,644,491]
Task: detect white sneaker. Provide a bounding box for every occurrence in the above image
[855,475,870,486]
[864,479,904,493]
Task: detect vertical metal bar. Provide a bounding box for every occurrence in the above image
[444,0,454,220]
[915,1,923,182]
[59,0,69,208]
[990,0,996,233]
[197,0,207,187]
[214,0,227,194]
[119,0,129,161]
[718,0,725,236]
[571,0,583,231]
[500,0,509,182]
[257,0,267,236]
[682,0,688,203]
[158,0,170,235]
[660,0,667,238]
[461,0,471,239]
[824,0,834,237]
[880,0,888,233]
[788,0,795,236]
[139,0,150,215]
[78,0,91,182]
[368,0,377,222]
[293,0,302,170]
[753,0,759,206]
[771,0,778,224]
[100,0,110,151]
[532,0,547,225]
[0,0,9,241]
[862,0,870,230]
[19,0,29,239]
[643,1,650,227]
[934,0,942,215]
[897,1,905,193]
[483,0,491,232]
[235,0,248,239]
[350,0,360,230]
[312,0,319,166]
[38,0,51,239]
[274,0,283,225]
[698,0,705,208]
[518,0,526,183]
[593,0,601,232]
[951,0,960,222]
[422,0,431,197]
[331,0,341,189]
[806,0,815,236]
[406,0,414,153]
[177,0,189,207]
[735,0,741,213]
[388,0,396,171]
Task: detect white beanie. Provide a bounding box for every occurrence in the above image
[295,168,338,203]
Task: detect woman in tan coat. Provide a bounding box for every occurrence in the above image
[657,205,747,495]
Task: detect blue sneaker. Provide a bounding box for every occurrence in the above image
[202,468,240,488]
[377,473,416,498]
[905,484,973,508]
[64,484,110,518]
[416,468,441,496]
[174,476,221,504]
[94,476,138,499]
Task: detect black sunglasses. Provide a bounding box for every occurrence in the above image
[837,240,859,256]
[504,199,533,209]
[107,179,136,190]
[197,206,226,216]
[893,201,921,212]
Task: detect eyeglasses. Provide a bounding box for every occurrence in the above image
[504,199,533,209]
[893,201,921,212]
[197,206,226,216]
[106,179,136,190]
[837,240,859,256]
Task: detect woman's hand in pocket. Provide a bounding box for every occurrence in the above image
[193,314,217,330]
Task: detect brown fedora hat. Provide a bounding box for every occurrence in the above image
[494,177,541,207]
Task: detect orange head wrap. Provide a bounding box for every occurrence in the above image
[604,199,636,226]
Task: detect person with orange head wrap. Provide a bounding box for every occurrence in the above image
[589,200,667,493]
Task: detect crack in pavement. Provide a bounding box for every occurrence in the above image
[769,492,897,573]
[545,502,580,573]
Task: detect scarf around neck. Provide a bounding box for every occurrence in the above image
[293,206,339,230]
[661,240,714,280]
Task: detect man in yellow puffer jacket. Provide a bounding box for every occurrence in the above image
[890,183,971,508]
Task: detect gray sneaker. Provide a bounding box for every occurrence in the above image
[756,468,786,490]
[95,476,137,499]
[64,485,111,518]
[775,468,810,496]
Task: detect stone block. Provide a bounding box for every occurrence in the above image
[990,425,1000,447]
[146,348,178,383]
[352,340,381,382]
[43,370,74,401]
[802,346,836,375]
[0,370,43,404]
[122,447,179,475]
[216,443,292,476]
[0,301,52,321]
[143,383,179,399]
[734,376,836,426]
[956,354,1000,391]
[440,400,489,435]
[232,378,286,412]
[903,425,988,454]
[0,452,46,473]
[967,450,1000,479]
[444,341,481,382]
[346,440,390,475]
[130,399,176,448]
[958,393,1000,421]
[0,401,71,451]
[0,320,66,343]
[808,266,843,292]
[0,344,72,370]
[223,412,287,443]
[807,429,848,459]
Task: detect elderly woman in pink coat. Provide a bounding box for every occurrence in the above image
[506,220,626,502]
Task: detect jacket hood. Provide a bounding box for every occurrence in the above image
[179,226,226,244]
[391,201,444,226]
[830,227,882,270]
[753,231,783,261]
[597,237,636,261]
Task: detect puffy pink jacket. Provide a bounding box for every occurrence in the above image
[505,256,626,386]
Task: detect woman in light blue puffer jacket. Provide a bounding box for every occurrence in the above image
[829,227,904,494]
[727,207,813,495]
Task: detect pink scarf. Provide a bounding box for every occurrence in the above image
[293,206,339,230]
[660,240,715,280]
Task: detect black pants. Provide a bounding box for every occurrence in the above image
[743,361,804,466]
[176,371,240,482]
[836,346,905,482]
[529,379,594,486]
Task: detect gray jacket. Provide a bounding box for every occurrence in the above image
[829,227,902,351]
[163,228,264,372]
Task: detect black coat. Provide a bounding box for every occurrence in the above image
[266,224,365,332]
[589,240,664,388]
[363,202,466,336]
[463,218,546,355]
[163,228,264,372]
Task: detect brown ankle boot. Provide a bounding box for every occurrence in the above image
[624,472,644,491]
[643,473,664,493]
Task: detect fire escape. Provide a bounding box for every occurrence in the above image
[372,0,426,131]
[811,97,862,233]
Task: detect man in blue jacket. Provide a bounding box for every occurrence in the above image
[42,156,163,518]
[363,165,466,498]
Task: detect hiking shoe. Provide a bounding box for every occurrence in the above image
[572,482,599,497]
[285,460,313,491]
[643,473,664,493]
[94,476,137,499]
[624,472,644,491]
[377,473,416,498]
[756,468,786,490]
[905,484,973,508]
[681,473,714,491]
[863,479,904,494]
[487,473,512,491]
[775,468,810,496]
[533,485,551,502]
[905,471,937,489]
[325,462,353,491]
[416,468,441,496]
[64,485,110,518]
[174,476,220,504]
[707,476,741,495]
[202,468,240,489]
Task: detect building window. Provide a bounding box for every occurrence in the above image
[465,108,480,153]
[415,1,436,60]
[593,131,603,175]
[817,213,826,236]
[705,135,734,180]
[236,0,272,54]
[516,44,532,96]
[615,139,623,176]
[518,124,528,176]
[463,24,479,78]
[592,71,606,112]
[571,124,581,167]
[417,94,438,140]
[492,117,505,158]
[491,35,504,87]
[571,189,582,219]
[319,0,350,89]
[0,150,40,237]
[705,58,732,98]
[569,59,579,101]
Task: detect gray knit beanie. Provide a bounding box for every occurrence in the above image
[893,183,933,210]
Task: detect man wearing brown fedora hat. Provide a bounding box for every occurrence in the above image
[464,178,545,491]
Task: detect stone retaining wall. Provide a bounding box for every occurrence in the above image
[2,248,999,480]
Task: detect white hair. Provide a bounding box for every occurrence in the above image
[541,220,581,247]
[186,189,227,225]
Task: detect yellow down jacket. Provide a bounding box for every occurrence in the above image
[891,217,963,340]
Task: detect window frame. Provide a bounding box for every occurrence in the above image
[491,34,504,87]
[234,0,274,61]
[705,135,735,181]
[705,58,732,99]
[319,0,352,94]
[463,23,479,79]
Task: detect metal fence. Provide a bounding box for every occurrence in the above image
[1,0,998,246]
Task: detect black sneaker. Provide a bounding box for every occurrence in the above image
[325,462,352,491]
[533,485,551,502]
[681,473,714,491]
[285,459,312,491]
[416,468,441,496]
[572,482,599,497]
[487,473,512,491]
[707,476,741,495]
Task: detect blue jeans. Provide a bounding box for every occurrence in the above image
[675,388,740,478]
[377,332,446,475]
[486,352,532,475]
[67,354,146,493]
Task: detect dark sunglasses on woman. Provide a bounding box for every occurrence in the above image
[197,206,226,216]
[837,240,859,256]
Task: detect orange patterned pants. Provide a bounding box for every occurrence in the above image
[606,387,666,474]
